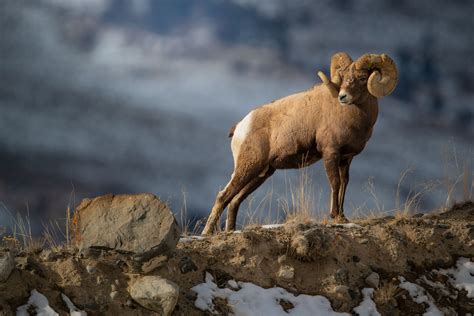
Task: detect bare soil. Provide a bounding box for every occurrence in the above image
[1,202,473,315]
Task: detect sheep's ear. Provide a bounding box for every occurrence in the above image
[317,71,338,97]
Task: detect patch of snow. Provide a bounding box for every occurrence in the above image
[17,289,59,316]
[398,277,442,316]
[353,288,380,316]
[418,275,451,297]
[261,224,284,229]
[437,257,474,298]
[192,272,349,315]
[179,235,206,243]
[61,293,87,316]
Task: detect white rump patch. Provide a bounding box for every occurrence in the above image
[231,111,254,166]
[233,111,253,142]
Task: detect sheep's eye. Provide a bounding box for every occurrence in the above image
[360,76,368,82]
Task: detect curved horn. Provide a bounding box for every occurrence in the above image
[330,52,352,86]
[355,53,398,98]
[317,71,338,97]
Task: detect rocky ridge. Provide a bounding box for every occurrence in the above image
[0,197,473,315]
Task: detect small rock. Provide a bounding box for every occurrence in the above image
[335,268,348,284]
[436,223,450,229]
[111,284,117,292]
[142,255,168,274]
[358,238,369,245]
[277,255,288,264]
[130,276,179,315]
[277,265,295,281]
[412,213,424,218]
[179,256,197,274]
[0,250,14,282]
[125,299,134,307]
[291,234,309,258]
[115,279,120,285]
[333,285,351,300]
[110,291,119,300]
[227,280,239,289]
[365,272,380,288]
[39,249,54,261]
[86,265,96,274]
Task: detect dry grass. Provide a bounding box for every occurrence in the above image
[178,189,204,236]
[0,203,43,253]
[374,281,401,305]
[242,184,278,228]
[442,146,473,209]
[281,168,318,225]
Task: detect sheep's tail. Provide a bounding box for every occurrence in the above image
[228,124,237,138]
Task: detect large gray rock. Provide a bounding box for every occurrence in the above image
[130,276,179,315]
[0,250,14,282]
[74,193,180,261]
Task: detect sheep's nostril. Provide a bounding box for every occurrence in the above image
[339,94,347,102]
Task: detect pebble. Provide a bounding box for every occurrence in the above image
[335,268,348,284]
[110,291,119,300]
[86,265,96,274]
[277,265,295,281]
[179,256,197,274]
[365,272,380,288]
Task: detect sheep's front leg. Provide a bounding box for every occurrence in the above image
[337,157,352,219]
[324,153,341,220]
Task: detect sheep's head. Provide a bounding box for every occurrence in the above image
[319,52,398,105]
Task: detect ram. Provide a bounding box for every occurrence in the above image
[202,52,398,235]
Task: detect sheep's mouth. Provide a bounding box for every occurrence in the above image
[339,100,350,106]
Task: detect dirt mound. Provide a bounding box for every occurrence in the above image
[0,202,473,315]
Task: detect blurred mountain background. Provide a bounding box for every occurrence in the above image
[0,0,473,233]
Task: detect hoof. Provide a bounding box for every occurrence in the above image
[334,215,349,224]
[201,226,215,236]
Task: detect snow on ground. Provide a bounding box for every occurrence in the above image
[398,277,443,316]
[61,293,87,316]
[192,272,381,316]
[437,257,474,298]
[17,290,59,316]
[16,290,87,316]
[192,272,348,315]
[261,223,285,229]
[353,288,380,316]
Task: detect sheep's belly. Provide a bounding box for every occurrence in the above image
[270,148,321,169]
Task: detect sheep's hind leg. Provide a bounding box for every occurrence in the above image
[226,167,275,231]
[202,172,257,235]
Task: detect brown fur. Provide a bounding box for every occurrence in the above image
[202,53,396,235]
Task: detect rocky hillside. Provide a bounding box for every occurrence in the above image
[0,195,473,315]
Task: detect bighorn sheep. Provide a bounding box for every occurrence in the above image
[202,52,398,235]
